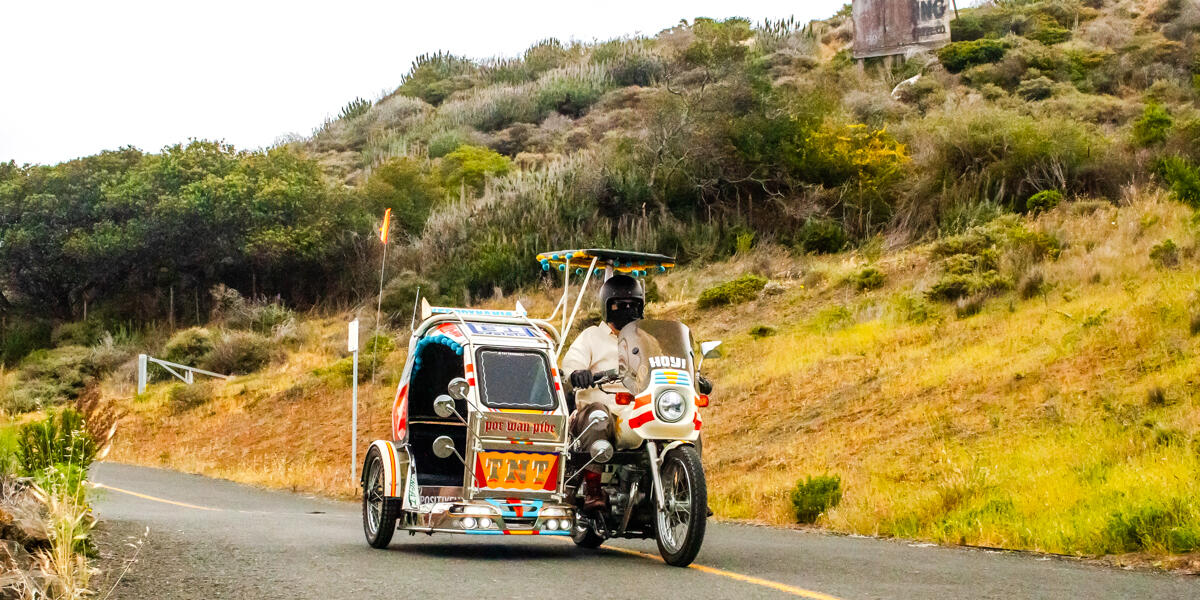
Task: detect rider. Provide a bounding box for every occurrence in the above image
[562,273,643,510]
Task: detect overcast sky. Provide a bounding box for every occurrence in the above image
[1,0,850,166]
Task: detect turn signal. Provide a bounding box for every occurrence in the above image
[695,394,709,407]
[615,392,634,405]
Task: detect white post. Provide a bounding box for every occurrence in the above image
[348,319,360,483]
[137,354,148,394]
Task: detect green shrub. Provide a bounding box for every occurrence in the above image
[428,129,472,158]
[1,319,52,366]
[395,51,478,105]
[850,267,885,291]
[938,39,1008,73]
[1102,499,1200,553]
[439,145,511,193]
[1026,189,1063,214]
[380,272,439,322]
[51,320,103,346]
[792,218,848,254]
[1157,157,1200,207]
[1150,239,1180,268]
[1018,268,1046,299]
[16,408,96,477]
[697,274,768,309]
[1133,103,1173,147]
[749,325,776,339]
[1017,76,1055,101]
[202,331,273,375]
[1027,25,1071,45]
[163,327,214,367]
[894,294,936,324]
[168,382,214,413]
[790,474,843,524]
[209,285,295,334]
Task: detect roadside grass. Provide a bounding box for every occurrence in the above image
[695,194,1200,556]
[102,193,1200,558]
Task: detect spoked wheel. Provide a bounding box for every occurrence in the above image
[654,444,706,567]
[362,446,399,549]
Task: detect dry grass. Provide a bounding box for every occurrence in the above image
[102,192,1200,557]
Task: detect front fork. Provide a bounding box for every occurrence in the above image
[645,441,666,512]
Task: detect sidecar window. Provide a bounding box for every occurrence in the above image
[475,349,556,410]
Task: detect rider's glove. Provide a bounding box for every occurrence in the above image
[569,369,595,390]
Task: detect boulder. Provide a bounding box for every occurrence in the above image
[0,477,50,548]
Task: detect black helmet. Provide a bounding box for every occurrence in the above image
[599,274,644,330]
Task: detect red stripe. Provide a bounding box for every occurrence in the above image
[693,412,702,431]
[629,411,654,429]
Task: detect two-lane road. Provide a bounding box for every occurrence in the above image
[90,463,1198,599]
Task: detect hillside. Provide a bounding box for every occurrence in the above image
[3,0,1200,567]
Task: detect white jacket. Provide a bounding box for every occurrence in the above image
[560,324,623,411]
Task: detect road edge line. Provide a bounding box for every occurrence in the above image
[602,545,843,600]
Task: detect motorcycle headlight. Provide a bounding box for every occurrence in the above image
[655,390,686,423]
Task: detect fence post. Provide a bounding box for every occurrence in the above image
[137,354,148,394]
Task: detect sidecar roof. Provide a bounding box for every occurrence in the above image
[536,249,676,277]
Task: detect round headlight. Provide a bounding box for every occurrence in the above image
[656,390,686,422]
[558,519,572,530]
[461,517,477,529]
[545,519,559,530]
[480,518,494,529]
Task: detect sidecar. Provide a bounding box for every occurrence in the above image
[362,306,577,547]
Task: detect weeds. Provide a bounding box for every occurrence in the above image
[697,274,768,308]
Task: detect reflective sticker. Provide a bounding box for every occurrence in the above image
[465,322,538,338]
[403,462,419,509]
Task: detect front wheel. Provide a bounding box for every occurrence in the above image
[654,444,707,567]
[362,446,400,548]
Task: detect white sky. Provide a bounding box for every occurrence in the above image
[1,0,848,166]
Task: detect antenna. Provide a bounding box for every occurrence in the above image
[409,286,421,332]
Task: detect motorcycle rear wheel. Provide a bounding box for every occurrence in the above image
[654,444,706,567]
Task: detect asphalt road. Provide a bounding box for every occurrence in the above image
[89,462,1198,600]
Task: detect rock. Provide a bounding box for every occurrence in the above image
[0,538,55,599]
[0,478,50,548]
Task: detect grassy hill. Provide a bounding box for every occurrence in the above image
[4,0,1200,567]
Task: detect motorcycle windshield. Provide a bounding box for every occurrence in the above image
[617,319,693,394]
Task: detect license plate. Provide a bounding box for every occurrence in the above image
[475,451,558,492]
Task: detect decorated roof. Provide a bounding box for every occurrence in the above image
[536,249,676,277]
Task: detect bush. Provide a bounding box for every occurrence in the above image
[894,294,936,324]
[16,408,96,477]
[938,39,1008,73]
[790,474,843,524]
[850,267,885,291]
[792,218,848,254]
[1026,189,1063,214]
[168,382,214,413]
[534,65,611,118]
[202,331,273,375]
[314,332,396,385]
[1027,25,1071,45]
[1017,76,1055,101]
[697,274,768,309]
[380,272,440,322]
[163,327,214,367]
[1018,268,1046,299]
[1150,239,1180,268]
[1157,157,1200,207]
[1,319,52,366]
[749,324,776,339]
[209,285,295,334]
[1133,103,1173,147]
[439,145,512,193]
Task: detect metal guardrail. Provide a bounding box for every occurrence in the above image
[136,354,232,394]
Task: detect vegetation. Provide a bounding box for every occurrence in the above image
[790,474,843,524]
[697,274,768,308]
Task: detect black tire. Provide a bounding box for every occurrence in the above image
[362,446,400,549]
[571,518,605,549]
[654,444,706,567]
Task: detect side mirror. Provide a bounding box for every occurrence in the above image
[587,409,609,426]
[447,377,470,401]
[588,440,614,464]
[698,340,723,371]
[433,395,456,419]
[700,341,723,358]
[432,435,461,462]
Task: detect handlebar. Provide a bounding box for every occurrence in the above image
[591,369,619,387]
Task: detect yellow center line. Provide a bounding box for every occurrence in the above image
[602,545,843,600]
[91,482,222,512]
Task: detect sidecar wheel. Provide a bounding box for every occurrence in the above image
[362,446,400,549]
[654,444,706,567]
